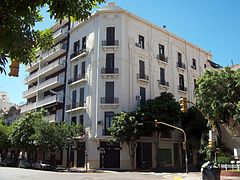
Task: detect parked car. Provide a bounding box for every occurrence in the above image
[0,159,18,167]
[19,159,32,169]
[32,161,54,170]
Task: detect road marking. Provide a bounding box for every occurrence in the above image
[173,177,183,180]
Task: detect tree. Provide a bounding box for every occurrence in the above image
[9,110,46,158]
[139,92,181,168]
[195,67,240,144]
[0,120,11,155]
[36,121,84,165]
[0,0,105,74]
[109,111,143,169]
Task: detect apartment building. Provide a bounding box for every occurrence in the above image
[22,3,216,169]
[21,20,69,122]
[62,3,215,169]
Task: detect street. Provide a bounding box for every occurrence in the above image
[0,167,201,180]
[1,167,239,180]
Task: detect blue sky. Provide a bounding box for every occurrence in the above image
[1,0,240,104]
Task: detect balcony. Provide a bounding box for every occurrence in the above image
[25,60,39,72]
[100,97,119,109]
[177,62,186,69]
[137,73,149,83]
[53,26,68,42]
[68,74,87,86]
[41,43,67,62]
[22,86,37,99]
[38,74,65,92]
[101,68,119,79]
[39,57,66,77]
[20,102,37,113]
[101,40,119,50]
[45,109,62,123]
[178,85,188,94]
[156,54,168,64]
[24,71,38,85]
[158,80,169,90]
[37,94,63,107]
[70,48,88,61]
[66,102,86,113]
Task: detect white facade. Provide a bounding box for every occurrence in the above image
[64,3,212,169]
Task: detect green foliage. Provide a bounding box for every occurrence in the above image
[182,107,208,140]
[9,110,46,151]
[140,92,182,133]
[0,0,105,74]
[217,152,232,164]
[36,122,84,154]
[0,120,11,149]
[109,112,142,144]
[195,68,240,124]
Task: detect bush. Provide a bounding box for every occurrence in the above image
[217,152,232,164]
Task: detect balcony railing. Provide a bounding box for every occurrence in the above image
[39,57,65,75]
[24,71,38,83]
[22,86,37,98]
[70,48,87,59]
[68,74,86,84]
[157,80,169,87]
[66,101,85,111]
[101,68,119,74]
[102,40,119,46]
[53,26,68,39]
[156,54,168,63]
[20,102,37,113]
[137,73,149,81]
[178,85,187,92]
[38,74,64,90]
[177,62,186,69]
[37,94,63,107]
[100,97,119,104]
[42,43,67,60]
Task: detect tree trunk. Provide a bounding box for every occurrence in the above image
[127,141,136,170]
[153,130,160,168]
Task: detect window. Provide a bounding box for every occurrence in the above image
[79,115,84,126]
[179,74,185,91]
[79,87,84,106]
[204,64,207,69]
[73,40,80,53]
[81,61,85,77]
[178,52,182,65]
[73,64,78,81]
[105,82,114,103]
[71,116,77,125]
[139,35,144,49]
[158,149,172,165]
[159,44,165,60]
[160,68,165,85]
[139,60,145,78]
[192,59,196,69]
[106,27,115,45]
[72,90,77,108]
[106,53,114,73]
[140,87,146,106]
[104,112,114,135]
[194,79,197,90]
[82,36,87,49]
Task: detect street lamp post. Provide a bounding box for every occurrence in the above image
[155,120,188,174]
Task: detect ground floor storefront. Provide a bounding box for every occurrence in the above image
[61,136,198,170]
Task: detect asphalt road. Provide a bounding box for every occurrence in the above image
[0,167,239,180]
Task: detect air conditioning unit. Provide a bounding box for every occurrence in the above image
[97,120,103,125]
[136,95,141,100]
